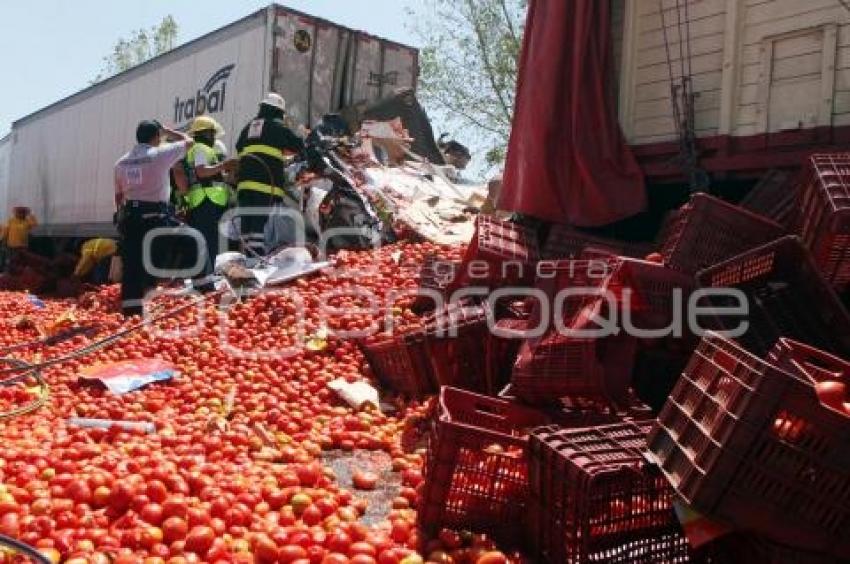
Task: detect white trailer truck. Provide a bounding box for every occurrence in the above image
[3,4,418,239]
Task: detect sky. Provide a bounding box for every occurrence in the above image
[0,1,419,134]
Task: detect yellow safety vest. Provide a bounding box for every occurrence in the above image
[186,144,230,209]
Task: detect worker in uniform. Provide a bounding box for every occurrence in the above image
[72,238,118,284]
[182,115,232,262]
[235,93,305,256]
[0,207,37,272]
[114,120,194,316]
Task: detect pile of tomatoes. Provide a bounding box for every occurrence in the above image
[0,242,524,563]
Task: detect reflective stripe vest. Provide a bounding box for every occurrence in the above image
[186,144,230,209]
[236,144,299,199]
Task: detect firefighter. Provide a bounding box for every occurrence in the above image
[114,120,194,316]
[235,93,305,256]
[182,115,232,261]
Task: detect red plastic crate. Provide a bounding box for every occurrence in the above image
[542,224,654,260]
[739,168,799,229]
[647,332,850,557]
[660,192,784,275]
[796,153,850,290]
[485,318,528,396]
[608,258,696,331]
[632,345,694,413]
[500,384,654,427]
[512,298,638,405]
[697,235,850,357]
[454,216,540,290]
[421,303,494,394]
[358,331,435,397]
[529,258,621,329]
[412,256,460,313]
[529,422,691,564]
[419,387,551,547]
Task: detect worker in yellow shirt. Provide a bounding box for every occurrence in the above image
[73,238,118,284]
[0,207,37,271]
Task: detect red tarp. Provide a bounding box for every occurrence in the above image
[498,0,647,227]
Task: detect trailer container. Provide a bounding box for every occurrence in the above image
[613,0,850,183]
[5,4,418,237]
[0,135,10,221]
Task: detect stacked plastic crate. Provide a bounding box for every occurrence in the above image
[796,154,850,292]
[528,422,692,563]
[648,332,850,560]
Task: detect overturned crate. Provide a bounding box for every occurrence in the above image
[660,192,784,275]
[419,387,550,548]
[796,153,850,291]
[529,421,691,564]
[648,332,850,558]
[697,235,850,357]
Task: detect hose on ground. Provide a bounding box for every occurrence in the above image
[0,288,224,420]
[0,533,52,564]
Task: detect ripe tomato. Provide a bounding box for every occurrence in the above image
[253,533,279,562]
[162,516,188,544]
[351,470,378,491]
[184,525,215,554]
[279,544,309,563]
[475,551,508,564]
[140,503,164,525]
[327,531,352,554]
[390,521,411,544]
[815,380,847,410]
[301,504,323,526]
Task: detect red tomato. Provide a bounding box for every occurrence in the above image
[476,552,508,564]
[140,503,164,525]
[161,497,189,521]
[390,521,411,544]
[815,380,847,410]
[162,516,188,544]
[327,531,352,554]
[349,542,377,557]
[351,470,378,491]
[279,544,309,563]
[253,533,279,562]
[184,525,215,554]
[301,504,323,526]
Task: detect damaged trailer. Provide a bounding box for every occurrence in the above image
[3,4,418,239]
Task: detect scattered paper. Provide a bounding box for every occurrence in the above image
[78,359,178,395]
[328,378,381,412]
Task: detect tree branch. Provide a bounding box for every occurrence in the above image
[429,93,506,136]
[462,0,514,124]
[498,0,522,54]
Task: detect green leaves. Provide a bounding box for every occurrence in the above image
[91,15,179,85]
[408,0,526,173]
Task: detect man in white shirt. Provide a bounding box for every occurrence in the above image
[114,120,194,316]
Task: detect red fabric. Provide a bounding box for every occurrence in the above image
[498,0,647,227]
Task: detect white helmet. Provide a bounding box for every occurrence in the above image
[260,92,286,112]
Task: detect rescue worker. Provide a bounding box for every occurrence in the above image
[72,238,117,284]
[114,120,194,316]
[235,93,305,256]
[0,207,37,271]
[182,115,231,261]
